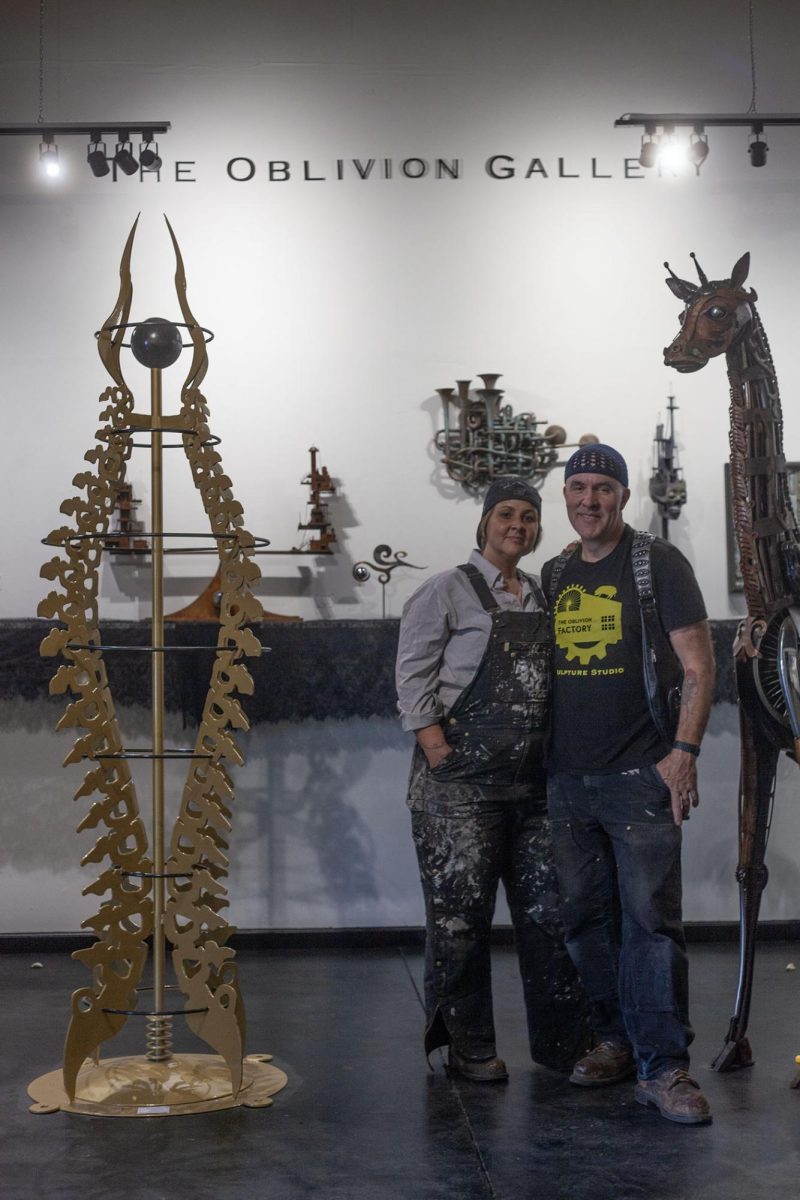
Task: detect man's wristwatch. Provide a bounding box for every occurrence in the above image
[673,740,701,757]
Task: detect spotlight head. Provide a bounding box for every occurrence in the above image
[87,138,110,178]
[639,137,658,169]
[39,135,60,178]
[688,128,709,166]
[113,133,139,175]
[748,136,768,167]
[139,142,162,171]
[657,136,687,175]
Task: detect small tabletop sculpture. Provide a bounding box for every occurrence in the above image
[29,217,286,1117]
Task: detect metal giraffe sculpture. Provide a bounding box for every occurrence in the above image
[663,251,800,1072]
[31,217,285,1116]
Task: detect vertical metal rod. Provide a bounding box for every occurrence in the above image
[149,366,167,1051]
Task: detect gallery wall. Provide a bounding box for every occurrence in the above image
[2,0,800,931]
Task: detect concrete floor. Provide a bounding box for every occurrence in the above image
[2,943,800,1200]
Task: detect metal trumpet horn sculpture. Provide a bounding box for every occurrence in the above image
[434,374,597,491]
[663,251,800,1075]
[29,216,287,1117]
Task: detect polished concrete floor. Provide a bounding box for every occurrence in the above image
[2,943,800,1200]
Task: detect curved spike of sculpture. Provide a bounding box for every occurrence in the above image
[97,214,139,390]
[663,253,800,1074]
[165,214,208,392]
[663,261,698,304]
[689,251,709,286]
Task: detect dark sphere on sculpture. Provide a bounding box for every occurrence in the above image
[130,317,183,368]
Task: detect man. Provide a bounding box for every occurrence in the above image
[542,443,715,1125]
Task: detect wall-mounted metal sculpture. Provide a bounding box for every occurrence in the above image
[353,545,424,618]
[434,374,598,492]
[28,216,287,1117]
[296,446,336,553]
[167,446,339,622]
[257,446,338,556]
[102,481,150,555]
[648,389,687,540]
[663,251,800,1077]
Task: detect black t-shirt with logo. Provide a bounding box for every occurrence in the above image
[541,525,707,774]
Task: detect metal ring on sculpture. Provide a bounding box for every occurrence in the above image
[95,749,216,761]
[61,642,240,653]
[42,531,271,552]
[102,1006,210,1017]
[96,426,223,450]
[94,321,215,347]
[103,984,211,1019]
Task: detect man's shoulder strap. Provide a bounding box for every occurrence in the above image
[547,532,658,613]
[630,530,657,613]
[544,548,576,603]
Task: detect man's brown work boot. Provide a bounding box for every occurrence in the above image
[634,1068,712,1125]
[448,1049,509,1082]
[569,1040,636,1087]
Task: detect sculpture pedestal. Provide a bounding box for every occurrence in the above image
[28,1052,287,1117]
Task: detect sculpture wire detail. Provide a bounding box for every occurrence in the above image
[352,545,424,618]
[434,374,597,492]
[663,251,800,1076]
[29,216,286,1117]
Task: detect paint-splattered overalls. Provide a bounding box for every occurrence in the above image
[408,563,590,1069]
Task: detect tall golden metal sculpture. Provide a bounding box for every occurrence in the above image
[28,216,287,1117]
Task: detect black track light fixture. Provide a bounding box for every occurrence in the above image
[748,122,769,167]
[617,112,800,173]
[0,122,171,180]
[638,124,658,169]
[138,132,162,172]
[38,132,60,178]
[86,130,109,177]
[687,126,710,168]
[113,132,139,176]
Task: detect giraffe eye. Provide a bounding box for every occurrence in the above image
[706,305,728,319]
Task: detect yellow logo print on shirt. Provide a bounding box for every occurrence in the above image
[554,584,622,665]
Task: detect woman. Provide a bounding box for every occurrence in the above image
[395,477,589,1081]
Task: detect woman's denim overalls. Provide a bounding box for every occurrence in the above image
[408,563,590,1068]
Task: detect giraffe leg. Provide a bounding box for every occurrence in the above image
[711,705,776,1071]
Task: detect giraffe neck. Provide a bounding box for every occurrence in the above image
[726,307,797,617]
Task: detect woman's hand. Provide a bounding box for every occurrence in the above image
[424,743,454,769]
[415,726,453,769]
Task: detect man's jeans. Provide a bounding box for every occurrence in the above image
[547,766,693,1079]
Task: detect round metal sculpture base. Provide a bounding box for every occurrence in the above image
[28,1053,287,1117]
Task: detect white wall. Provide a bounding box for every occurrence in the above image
[2,0,800,621]
[3,698,800,933]
[3,0,800,930]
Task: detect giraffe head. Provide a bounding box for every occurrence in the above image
[662,252,757,373]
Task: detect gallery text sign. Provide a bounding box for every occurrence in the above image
[111,155,658,183]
